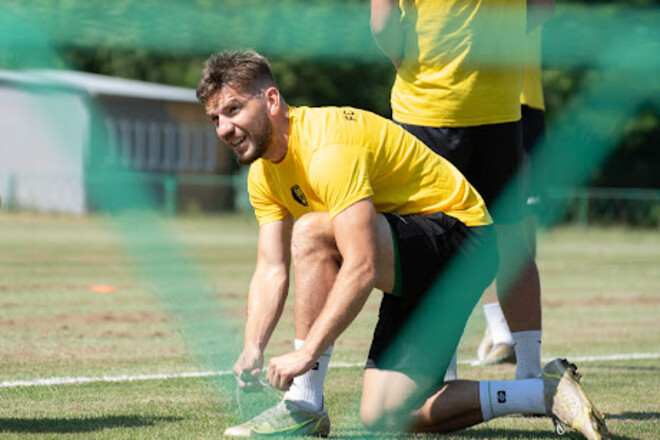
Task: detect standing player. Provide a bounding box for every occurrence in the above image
[197,49,608,439]
[477,23,551,364]
[371,0,552,380]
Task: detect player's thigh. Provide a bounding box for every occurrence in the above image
[374,213,396,294]
[494,221,534,264]
[293,211,395,293]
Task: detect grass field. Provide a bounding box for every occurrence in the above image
[0,212,658,439]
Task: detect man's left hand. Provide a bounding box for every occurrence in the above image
[266,349,315,391]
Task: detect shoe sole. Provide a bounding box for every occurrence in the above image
[250,413,330,437]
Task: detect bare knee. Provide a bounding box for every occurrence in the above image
[360,403,409,432]
[360,370,418,432]
[360,408,381,431]
[291,213,340,263]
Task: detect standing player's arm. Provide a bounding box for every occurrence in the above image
[527,0,555,32]
[266,199,379,390]
[233,215,293,391]
[370,0,404,68]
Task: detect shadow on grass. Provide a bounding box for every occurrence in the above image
[608,411,660,421]
[589,363,660,373]
[0,415,181,434]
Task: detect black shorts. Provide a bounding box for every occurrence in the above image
[366,212,498,380]
[398,120,524,224]
[522,105,546,155]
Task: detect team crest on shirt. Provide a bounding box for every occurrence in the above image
[291,185,308,206]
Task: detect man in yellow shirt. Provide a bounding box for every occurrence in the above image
[370,0,552,378]
[197,50,607,439]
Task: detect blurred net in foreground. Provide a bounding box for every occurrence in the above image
[0,1,659,429]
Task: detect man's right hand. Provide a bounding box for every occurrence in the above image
[233,346,264,393]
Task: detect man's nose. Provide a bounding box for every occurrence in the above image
[217,117,234,138]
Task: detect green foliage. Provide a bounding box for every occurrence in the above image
[270,58,394,116]
[592,110,660,188]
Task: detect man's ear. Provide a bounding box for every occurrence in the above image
[264,87,281,115]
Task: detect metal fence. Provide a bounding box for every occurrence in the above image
[545,187,660,228]
[2,173,659,227]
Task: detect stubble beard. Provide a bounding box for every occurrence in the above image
[235,106,273,166]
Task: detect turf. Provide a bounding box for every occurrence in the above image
[0,212,658,439]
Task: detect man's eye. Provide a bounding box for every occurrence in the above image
[210,116,219,123]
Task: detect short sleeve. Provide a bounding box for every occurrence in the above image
[248,165,289,226]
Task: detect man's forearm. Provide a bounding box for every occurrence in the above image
[371,0,404,68]
[243,265,290,352]
[299,258,376,362]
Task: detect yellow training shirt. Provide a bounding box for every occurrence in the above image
[391,0,526,127]
[520,27,545,111]
[248,106,491,227]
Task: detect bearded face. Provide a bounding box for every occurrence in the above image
[206,87,275,166]
[234,99,273,165]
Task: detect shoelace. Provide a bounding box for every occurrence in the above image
[236,378,284,422]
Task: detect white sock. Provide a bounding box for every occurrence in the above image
[512,330,542,379]
[479,378,545,421]
[283,339,333,412]
[483,302,513,345]
[443,350,458,381]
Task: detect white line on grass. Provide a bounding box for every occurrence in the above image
[2,352,658,389]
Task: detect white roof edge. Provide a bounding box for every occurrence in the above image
[0,68,199,103]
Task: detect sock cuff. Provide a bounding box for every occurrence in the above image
[482,302,501,313]
[479,381,494,422]
[512,331,542,380]
[512,330,542,341]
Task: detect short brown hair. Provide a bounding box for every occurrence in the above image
[196,50,277,105]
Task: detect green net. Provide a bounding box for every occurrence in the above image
[1,0,659,432]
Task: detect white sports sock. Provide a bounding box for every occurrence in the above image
[443,350,458,381]
[483,302,513,345]
[479,378,545,421]
[512,330,542,380]
[283,339,333,412]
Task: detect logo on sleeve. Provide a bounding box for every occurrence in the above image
[497,390,507,403]
[291,185,308,206]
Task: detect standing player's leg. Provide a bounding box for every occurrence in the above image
[494,222,542,379]
[468,122,543,380]
[521,104,548,258]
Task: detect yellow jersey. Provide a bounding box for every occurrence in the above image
[248,106,491,227]
[391,0,526,127]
